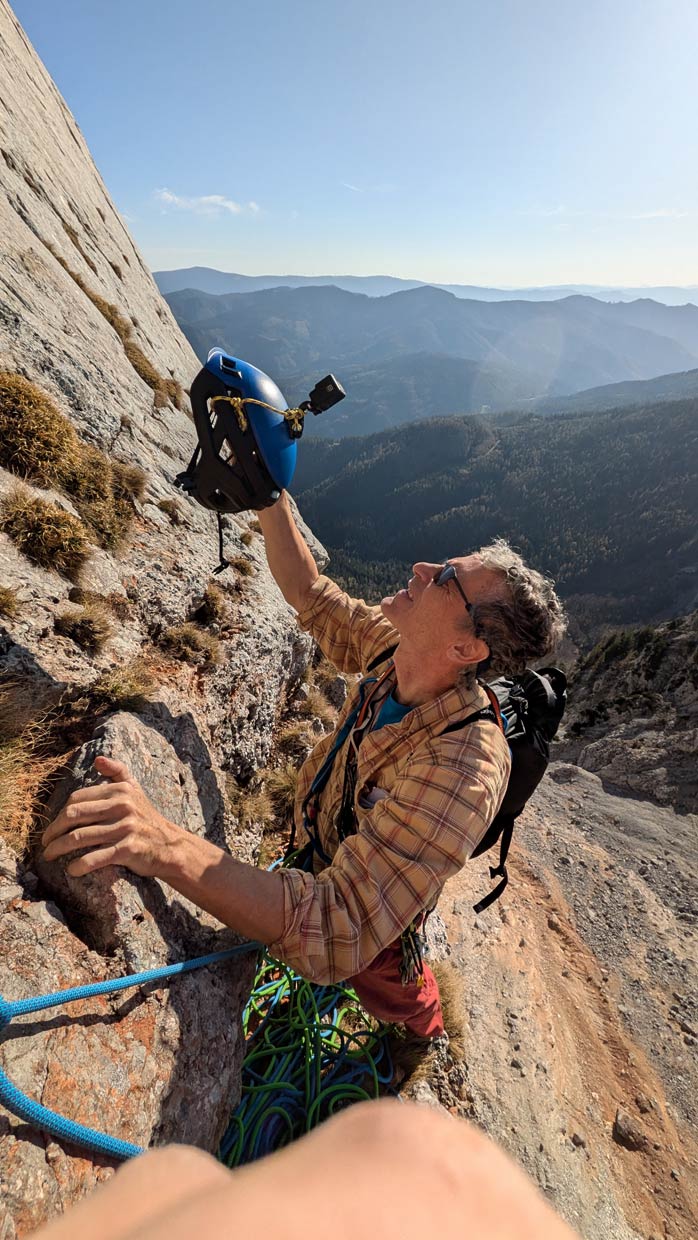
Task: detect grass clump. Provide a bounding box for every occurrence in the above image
[161,622,221,665]
[157,498,184,525]
[0,587,19,619]
[54,604,112,653]
[226,777,274,832]
[276,720,315,760]
[90,659,156,711]
[264,763,298,821]
[0,681,54,854]
[240,529,253,547]
[68,586,131,622]
[190,583,230,628]
[0,371,144,553]
[249,519,263,534]
[299,683,337,728]
[60,442,134,550]
[230,554,255,578]
[0,372,74,487]
[0,486,91,580]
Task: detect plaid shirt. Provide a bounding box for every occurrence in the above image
[267,575,511,983]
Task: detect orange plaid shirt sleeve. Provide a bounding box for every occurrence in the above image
[293,573,400,674]
[266,575,511,984]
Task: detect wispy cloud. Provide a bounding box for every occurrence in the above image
[154,189,260,216]
[523,204,695,222]
[340,180,396,195]
[629,207,691,220]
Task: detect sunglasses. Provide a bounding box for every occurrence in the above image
[433,562,473,614]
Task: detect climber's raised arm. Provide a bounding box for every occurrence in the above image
[256,491,318,612]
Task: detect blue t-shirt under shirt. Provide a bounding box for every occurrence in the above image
[373,692,412,731]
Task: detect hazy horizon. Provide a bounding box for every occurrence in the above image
[12,0,698,287]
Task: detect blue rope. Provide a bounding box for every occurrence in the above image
[0,941,261,1160]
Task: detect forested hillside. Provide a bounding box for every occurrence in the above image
[294,398,698,635]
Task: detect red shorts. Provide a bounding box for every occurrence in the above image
[346,941,444,1039]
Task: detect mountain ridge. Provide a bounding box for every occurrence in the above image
[154,265,698,306]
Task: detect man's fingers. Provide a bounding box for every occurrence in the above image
[67,844,121,877]
[94,755,133,782]
[42,794,127,845]
[61,781,129,806]
[43,821,128,862]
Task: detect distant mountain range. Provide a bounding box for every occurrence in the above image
[293,397,698,633]
[164,283,698,436]
[155,266,698,306]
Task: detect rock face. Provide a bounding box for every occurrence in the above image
[555,612,698,814]
[405,763,698,1240]
[0,3,324,1231]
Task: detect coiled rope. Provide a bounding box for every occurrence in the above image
[219,955,393,1166]
[0,944,392,1162]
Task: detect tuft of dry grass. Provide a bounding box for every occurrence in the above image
[191,582,229,628]
[226,777,274,832]
[0,486,91,579]
[0,370,143,553]
[240,529,253,547]
[60,442,132,550]
[90,659,156,711]
[112,460,146,502]
[0,681,55,855]
[0,587,19,619]
[163,377,184,410]
[299,683,337,728]
[249,519,263,534]
[264,763,299,821]
[160,622,221,665]
[54,603,112,653]
[229,554,255,578]
[123,339,162,390]
[0,371,76,487]
[314,656,341,692]
[68,586,131,622]
[0,735,38,853]
[157,498,183,525]
[276,720,315,760]
[431,959,467,1061]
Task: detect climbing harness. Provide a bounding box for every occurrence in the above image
[175,350,345,571]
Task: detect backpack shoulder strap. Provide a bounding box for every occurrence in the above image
[365,643,398,673]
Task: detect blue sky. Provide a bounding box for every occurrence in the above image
[12,0,698,285]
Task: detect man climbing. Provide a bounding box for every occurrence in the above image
[43,490,566,1040]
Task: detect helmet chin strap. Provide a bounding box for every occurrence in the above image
[213,511,230,575]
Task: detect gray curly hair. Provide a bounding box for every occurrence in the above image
[463,538,567,683]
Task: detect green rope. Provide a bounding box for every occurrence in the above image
[218,953,394,1166]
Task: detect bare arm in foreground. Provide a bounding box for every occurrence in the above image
[32,1100,578,1240]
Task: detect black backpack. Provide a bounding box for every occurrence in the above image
[447,666,568,912]
[362,649,568,913]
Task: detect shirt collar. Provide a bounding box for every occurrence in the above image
[386,668,490,736]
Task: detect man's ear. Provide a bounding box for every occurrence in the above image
[447,633,490,670]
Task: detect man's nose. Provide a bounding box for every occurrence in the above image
[412,562,440,582]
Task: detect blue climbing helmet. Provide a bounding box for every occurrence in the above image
[176,349,344,517]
